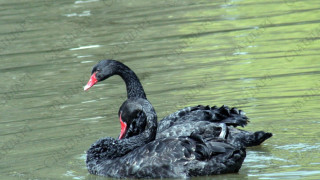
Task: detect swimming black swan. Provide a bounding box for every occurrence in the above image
[84,60,272,149]
[86,97,246,178]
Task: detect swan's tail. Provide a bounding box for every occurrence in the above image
[227,128,273,148]
[245,131,273,147]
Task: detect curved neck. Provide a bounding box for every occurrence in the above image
[114,62,147,99]
[87,99,157,163]
[122,98,157,145]
[119,108,156,154]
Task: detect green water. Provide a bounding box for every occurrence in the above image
[1,0,320,179]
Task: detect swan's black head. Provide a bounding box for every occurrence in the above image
[84,60,118,91]
[83,59,147,99]
[118,99,146,139]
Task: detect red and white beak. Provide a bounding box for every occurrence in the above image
[119,114,127,140]
[84,72,98,91]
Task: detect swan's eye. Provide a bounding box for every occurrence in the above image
[96,69,101,73]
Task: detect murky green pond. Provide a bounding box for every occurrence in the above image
[1,0,320,179]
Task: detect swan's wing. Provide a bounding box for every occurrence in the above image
[101,135,245,178]
[124,105,249,140]
[158,105,249,133]
[157,120,272,148]
[156,121,224,139]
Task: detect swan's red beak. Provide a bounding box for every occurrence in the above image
[119,114,127,140]
[84,72,98,91]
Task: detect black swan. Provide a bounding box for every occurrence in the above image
[84,60,272,149]
[86,97,246,178]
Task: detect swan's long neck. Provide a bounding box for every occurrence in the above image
[122,98,157,145]
[139,99,157,141]
[115,62,147,99]
[86,99,157,174]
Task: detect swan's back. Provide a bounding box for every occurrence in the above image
[90,134,245,178]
